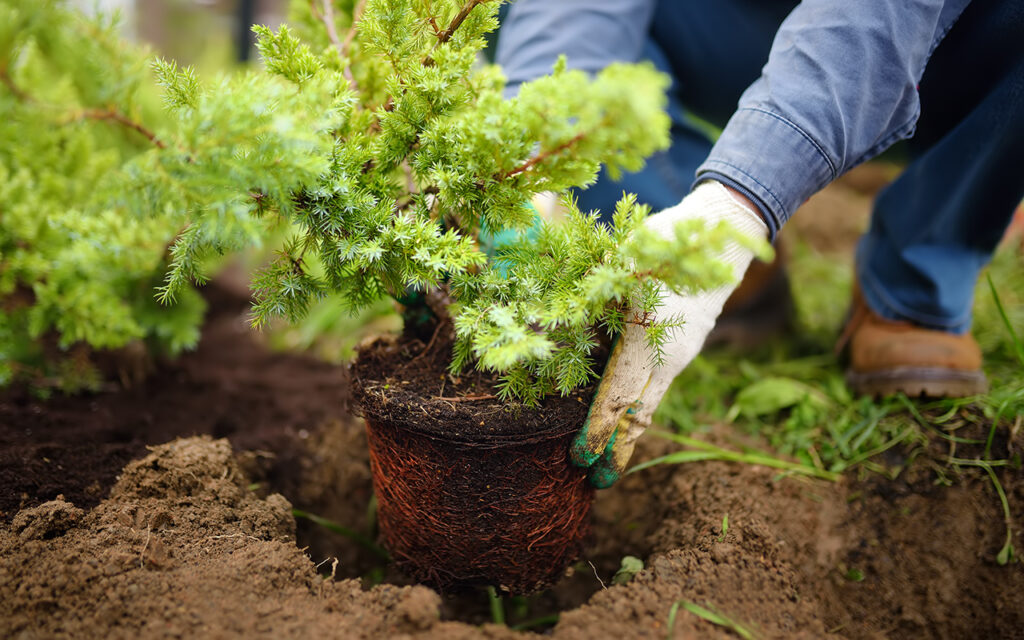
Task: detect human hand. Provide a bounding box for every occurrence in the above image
[571,181,769,488]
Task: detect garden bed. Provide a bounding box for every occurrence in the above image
[2,284,1022,639]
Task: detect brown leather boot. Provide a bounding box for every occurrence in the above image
[836,286,988,397]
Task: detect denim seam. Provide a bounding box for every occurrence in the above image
[851,111,920,168]
[740,107,838,179]
[698,159,787,223]
[857,262,972,333]
[691,171,780,241]
[924,8,966,70]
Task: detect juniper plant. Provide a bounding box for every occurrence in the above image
[1,0,770,402]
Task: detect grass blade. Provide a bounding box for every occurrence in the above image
[667,599,759,639]
[292,508,390,561]
[987,273,1024,366]
[666,600,681,640]
[510,614,560,631]
[632,431,839,481]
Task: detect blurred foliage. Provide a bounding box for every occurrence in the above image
[0,0,205,390]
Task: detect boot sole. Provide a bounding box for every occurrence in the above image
[845,367,989,398]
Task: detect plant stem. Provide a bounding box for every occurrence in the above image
[511,614,560,631]
[433,394,496,402]
[436,0,491,44]
[292,508,390,561]
[987,273,1024,365]
[982,464,1016,565]
[500,131,588,180]
[0,63,31,102]
[669,600,759,640]
[73,108,167,149]
[485,586,505,625]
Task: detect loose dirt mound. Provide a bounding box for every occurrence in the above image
[0,437,507,640]
[3,432,1021,639]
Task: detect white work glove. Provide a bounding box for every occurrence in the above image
[570,180,769,487]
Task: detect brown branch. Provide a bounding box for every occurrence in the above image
[422,0,495,66]
[76,108,167,149]
[428,15,442,37]
[395,185,438,212]
[423,0,443,37]
[0,64,31,102]
[436,0,490,44]
[318,0,344,56]
[402,161,416,193]
[2,63,165,150]
[315,0,365,93]
[341,0,367,59]
[500,131,588,181]
[397,319,445,373]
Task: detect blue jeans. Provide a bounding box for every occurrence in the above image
[570,0,1023,334]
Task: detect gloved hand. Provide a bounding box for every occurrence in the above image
[571,180,769,488]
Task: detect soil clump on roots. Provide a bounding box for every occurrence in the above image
[353,333,596,594]
[3,286,1023,638]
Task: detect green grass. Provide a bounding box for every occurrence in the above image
[485,586,506,625]
[667,599,759,640]
[291,508,390,561]
[653,241,1024,478]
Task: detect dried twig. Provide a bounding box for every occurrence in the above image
[422,0,495,66]
[138,525,152,569]
[587,560,607,589]
[315,0,365,92]
[401,319,445,370]
[432,394,497,402]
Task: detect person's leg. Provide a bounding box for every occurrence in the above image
[849,0,1024,394]
[573,0,798,219]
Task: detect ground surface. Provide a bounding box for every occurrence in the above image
[3,167,1023,638]
[2,281,1022,639]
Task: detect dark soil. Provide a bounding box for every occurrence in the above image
[0,282,373,574]
[352,331,598,441]
[353,334,596,594]
[0,283,352,521]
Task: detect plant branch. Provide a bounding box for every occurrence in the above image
[436,0,490,44]
[318,0,344,57]
[73,108,167,149]
[422,0,494,66]
[0,64,32,102]
[341,0,367,59]
[395,185,438,211]
[500,131,588,180]
[313,0,364,92]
